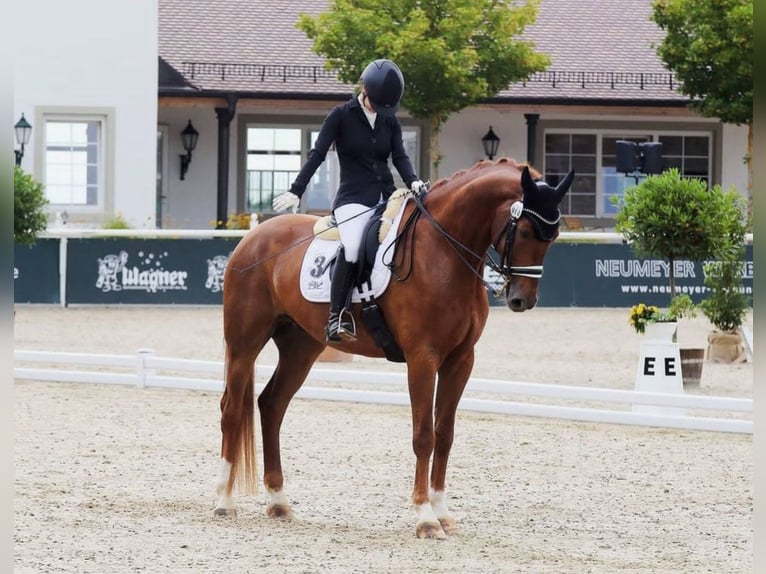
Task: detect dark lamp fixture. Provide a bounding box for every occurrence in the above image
[179,120,199,180]
[14,113,32,167]
[615,140,664,183]
[481,125,500,160]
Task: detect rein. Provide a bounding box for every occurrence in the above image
[229,204,381,273]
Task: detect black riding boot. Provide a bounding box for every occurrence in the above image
[326,251,358,342]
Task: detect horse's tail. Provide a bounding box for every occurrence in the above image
[222,346,258,496]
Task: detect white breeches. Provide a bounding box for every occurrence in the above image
[333,202,378,263]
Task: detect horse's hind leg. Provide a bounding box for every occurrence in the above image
[258,320,324,518]
[430,346,475,535]
[214,332,269,517]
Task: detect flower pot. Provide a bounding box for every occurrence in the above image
[706,331,747,364]
[643,321,678,342]
[679,348,705,388]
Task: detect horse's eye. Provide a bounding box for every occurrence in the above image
[520,229,530,240]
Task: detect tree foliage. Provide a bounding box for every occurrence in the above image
[652,0,752,126]
[613,168,746,299]
[14,167,49,246]
[298,0,549,174]
[700,256,749,332]
[652,0,753,218]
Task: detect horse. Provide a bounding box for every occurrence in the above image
[214,157,573,539]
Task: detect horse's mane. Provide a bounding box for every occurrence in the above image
[429,157,542,192]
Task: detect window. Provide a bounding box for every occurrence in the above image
[246,123,421,213]
[44,117,104,208]
[246,127,302,212]
[544,133,597,215]
[659,135,711,184]
[543,130,712,218]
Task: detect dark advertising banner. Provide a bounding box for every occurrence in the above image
[66,238,242,304]
[485,243,753,308]
[14,237,755,307]
[14,240,61,304]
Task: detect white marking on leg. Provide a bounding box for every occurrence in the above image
[214,458,235,510]
[415,500,439,526]
[429,489,450,520]
[267,487,289,509]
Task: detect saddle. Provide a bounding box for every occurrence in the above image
[305,189,410,362]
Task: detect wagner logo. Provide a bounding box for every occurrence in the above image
[205,254,230,293]
[96,250,188,293]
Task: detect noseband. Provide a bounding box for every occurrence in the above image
[490,200,560,296]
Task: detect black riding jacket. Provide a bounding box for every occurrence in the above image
[289,97,418,210]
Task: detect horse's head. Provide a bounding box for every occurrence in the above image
[493,165,573,312]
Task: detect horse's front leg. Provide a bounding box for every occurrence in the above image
[430,347,475,535]
[406,358,445,539]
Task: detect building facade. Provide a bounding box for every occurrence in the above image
[13,0,749,230]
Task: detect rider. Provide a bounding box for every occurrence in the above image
[272,59,425,343]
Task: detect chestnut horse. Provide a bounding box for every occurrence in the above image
[215,158,573,539]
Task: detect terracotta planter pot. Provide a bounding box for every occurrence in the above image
[706,331,747,364]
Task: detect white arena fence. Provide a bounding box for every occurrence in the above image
[14,349,752,435]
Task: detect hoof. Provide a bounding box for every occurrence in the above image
[416,521,447,540]
[438,517,458,535]
[266,504,292,519]
[213,507,237,518]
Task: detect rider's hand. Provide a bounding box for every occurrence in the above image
[272,191,300,212]
[410,179,426,197]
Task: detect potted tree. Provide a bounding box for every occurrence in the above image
[700,255,750,363]
[613,168,746,385]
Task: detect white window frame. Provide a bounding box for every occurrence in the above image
[34,107,115,222]
[543,128,713,218]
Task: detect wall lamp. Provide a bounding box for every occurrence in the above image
[14,113,32,167]
[179,120,199,180]
[481,125,500,160]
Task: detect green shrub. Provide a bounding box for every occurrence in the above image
[612,168,746,301]
[14,167,48,246]
[700,256,750,332]
[103,213,131,229]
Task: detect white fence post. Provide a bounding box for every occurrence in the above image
[59,237,68,308]
[135,348,155,388]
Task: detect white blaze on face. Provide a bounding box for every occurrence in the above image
[215,458,235,509]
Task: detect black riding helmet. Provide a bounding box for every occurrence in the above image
[361,59,404,117]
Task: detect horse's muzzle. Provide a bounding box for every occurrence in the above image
[507,295,537,312]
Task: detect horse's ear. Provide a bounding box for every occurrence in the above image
[520,165,536,194]
[556,169,575,200]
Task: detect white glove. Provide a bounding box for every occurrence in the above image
[410,179,426,197]
[272,191,300,212]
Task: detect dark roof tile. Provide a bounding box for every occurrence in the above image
[159,0,688,103]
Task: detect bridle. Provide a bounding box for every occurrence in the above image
[490,199,561,296]
[395,191,559,297]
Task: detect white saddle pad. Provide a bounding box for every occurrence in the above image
[300,197,411,303]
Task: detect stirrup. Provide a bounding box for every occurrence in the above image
[326,310,357,343]
[336,309,357,341]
